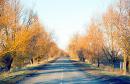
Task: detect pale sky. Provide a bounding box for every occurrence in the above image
[21,0,116,50]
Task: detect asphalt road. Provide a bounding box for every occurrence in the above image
[18,56,130,84]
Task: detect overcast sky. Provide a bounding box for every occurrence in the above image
[21,0,116,50]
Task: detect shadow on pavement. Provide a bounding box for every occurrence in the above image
[16,57,130,84]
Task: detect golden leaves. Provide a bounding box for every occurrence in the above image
[68,21,104,60]
[0,0,60,66]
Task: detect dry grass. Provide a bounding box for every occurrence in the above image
[0,70,35,84]
[85,64,130,77]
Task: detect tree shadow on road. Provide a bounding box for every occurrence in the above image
[14,58,130,84]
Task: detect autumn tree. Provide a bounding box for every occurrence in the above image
[102,0,130,74]
[114,0,130,74]
[0,0,22,70]
[85,22,104,67]
[68,21,104,65]
[103,7,120,70]
[0,0,61,71]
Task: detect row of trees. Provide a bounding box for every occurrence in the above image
[0,0,60,71]
[68,0,130,75]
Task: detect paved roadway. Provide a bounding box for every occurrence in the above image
[18,56,130,84]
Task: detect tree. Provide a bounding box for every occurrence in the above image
[0,0,61,71]
[68,21,104,66]
[85,22,104,67]
[115,0,130,74]
[0,0,22,70]
[103,0,130,74]
[103,7,120,70]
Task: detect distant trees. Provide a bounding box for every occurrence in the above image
[68,0,130,74]
[68,33,80,60]
[0,0,60,71]
[68,22,104,66]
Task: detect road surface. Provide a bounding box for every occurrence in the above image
[18,56,130,84]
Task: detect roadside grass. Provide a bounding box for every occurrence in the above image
[73,60,130,77]
[83,63,130,83]
[0,57,58,84]
[86,64,130,77]
[0,70,36,84]
[71,59,130,83]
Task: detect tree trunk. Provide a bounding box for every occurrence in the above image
[126,60,129,72]
[111,51,115,71]
[8,58,13,71]
[97,58,100,67]
[112,59,115,71]
[31,58,33,64]
[120,62,123,70]
[123,53,127,75]
[2,52,14,71]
